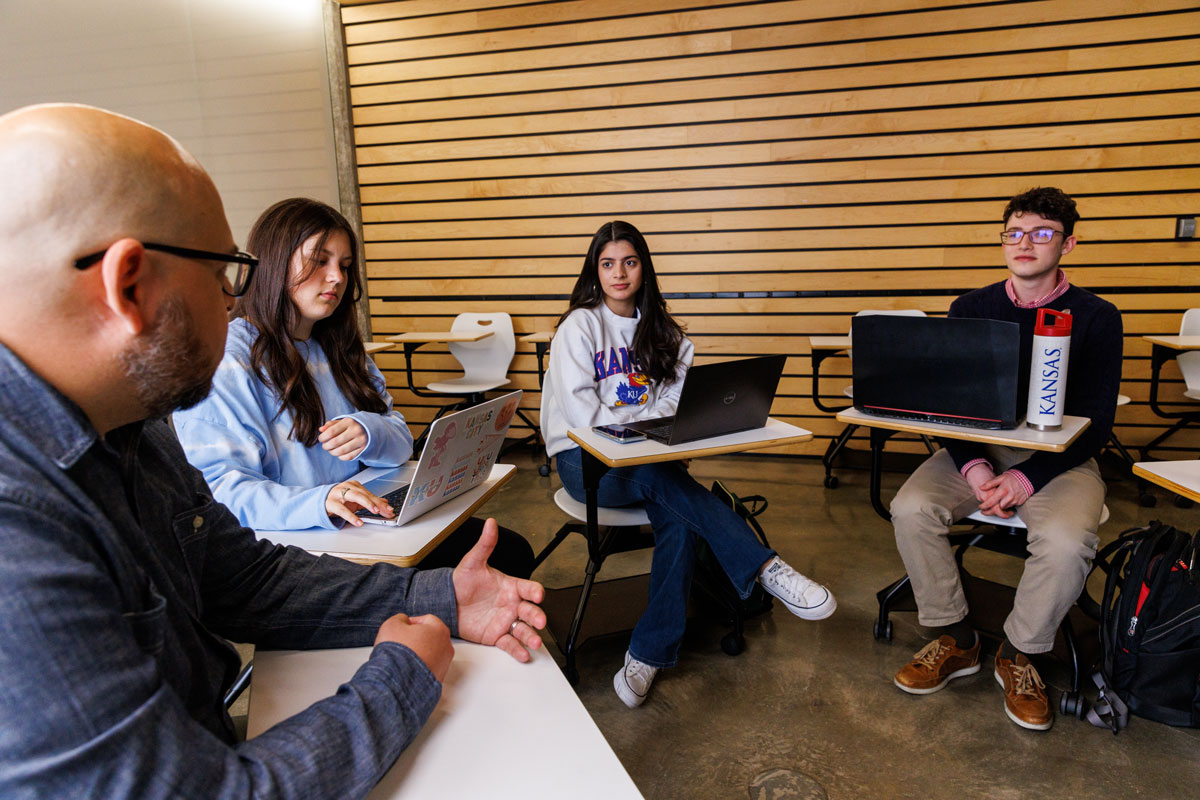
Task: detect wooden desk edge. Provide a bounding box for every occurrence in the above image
[519,331,553,343]
[834,410,1087,453]
[302,466,517,567]
[386,331,495,343]
[1141,335,1200,351]
[568,430,812,467]
[1132,463,1200,503]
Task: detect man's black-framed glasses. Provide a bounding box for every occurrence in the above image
[74,242,258,297]
[999,228,1063,245]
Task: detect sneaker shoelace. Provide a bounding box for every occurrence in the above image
[766,561,818,602]
[1008,662,1046,697]
[625,659,654,691]
[911,639,949,671]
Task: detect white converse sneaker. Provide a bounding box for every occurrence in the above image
[613,650,658,708]
[758,556,836,620]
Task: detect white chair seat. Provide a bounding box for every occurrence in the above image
[553,487,650,527]
[1185,388,1200,401]
[1116,393,1131,406]
[964,504,1110,529]
[843,385,853,399]
[426,376,510,394]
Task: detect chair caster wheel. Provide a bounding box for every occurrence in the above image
[564,665,579,685]
[1139,493,1157,508]
[1059,691,1088,719]
[824,475,839,489]
[1174,495,1193,509]
[538,464,550,477]
[720,632,745,656]
[873,619,893,642]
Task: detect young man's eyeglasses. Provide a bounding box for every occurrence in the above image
[74,242,258,297]
[999,228,1064,245]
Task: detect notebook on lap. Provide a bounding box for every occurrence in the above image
[356,390,522,526]
[622,354,786,445]
[851,315,1021,430]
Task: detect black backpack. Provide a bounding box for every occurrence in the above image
[1084,522,1200,732]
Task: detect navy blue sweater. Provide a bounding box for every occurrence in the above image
[944,280,1123,493]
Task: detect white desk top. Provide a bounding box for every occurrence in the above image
[835,407,1089,453]
[809,335,852,350]
[1142,335,1200,350]
[247,644,642,800]
[568,417,812,468]
[1133,460,1200,503]
[255,463,515,566]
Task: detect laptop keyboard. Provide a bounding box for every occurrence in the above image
[355,483,411,517]
[868,409,1001,430]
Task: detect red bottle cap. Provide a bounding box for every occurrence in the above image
[1034,307,1072,337]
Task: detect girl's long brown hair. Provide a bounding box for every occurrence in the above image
[235,198,384,446]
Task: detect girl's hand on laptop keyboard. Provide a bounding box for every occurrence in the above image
[326,479,393,526]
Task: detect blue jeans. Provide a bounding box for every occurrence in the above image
[556,446,775,668]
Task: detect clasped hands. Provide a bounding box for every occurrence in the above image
[964,462,1030,519]
[374,519,546,681]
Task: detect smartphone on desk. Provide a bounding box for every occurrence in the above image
[592,424,647,443]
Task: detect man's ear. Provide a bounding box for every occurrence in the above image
[99,238,151,336]
[1060,235,1077,257]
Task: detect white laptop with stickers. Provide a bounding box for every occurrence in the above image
[355,390,521,526]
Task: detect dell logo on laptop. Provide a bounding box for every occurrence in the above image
[723,391,737,405]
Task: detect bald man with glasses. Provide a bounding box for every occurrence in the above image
[887,186,1122,731]
[0,103,545,798]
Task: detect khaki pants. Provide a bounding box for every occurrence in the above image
[890,446,1105,654]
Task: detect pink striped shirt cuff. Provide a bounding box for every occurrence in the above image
[1009,469,1035,499]
[960,458,991,478]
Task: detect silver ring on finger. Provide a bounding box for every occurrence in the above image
[510,619,520,636]
[340,487,349,501]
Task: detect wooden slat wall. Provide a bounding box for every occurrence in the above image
[338,0,1200,457]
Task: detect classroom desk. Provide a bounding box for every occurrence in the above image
[1133,459,1200,504]
[256,463,515,567]
[834,408,1090,521]
[386,330,495,398]
[1139,335,1200,458]
[364,341,396,355]
[558,419,812,680]
[247,644,642,800]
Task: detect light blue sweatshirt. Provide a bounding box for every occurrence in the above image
[174,318,414,530]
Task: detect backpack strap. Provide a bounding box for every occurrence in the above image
[1085,670,1130,733]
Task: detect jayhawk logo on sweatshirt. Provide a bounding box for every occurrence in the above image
[615,372,649,406]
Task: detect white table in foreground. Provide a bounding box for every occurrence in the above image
[567,416,813,467]
[835,407,1090,453]
[1133,460,1200,504]
[247,644,642,800]
[255,463,515,567]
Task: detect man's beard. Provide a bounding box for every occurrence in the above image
[117,294,218,419]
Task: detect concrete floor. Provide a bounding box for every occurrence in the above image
[485,448,1200,800]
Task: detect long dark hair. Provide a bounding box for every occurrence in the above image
[557,220,686,384]
[235,198,384,446]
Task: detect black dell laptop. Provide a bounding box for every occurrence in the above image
[623,354,786,445]
[851,315,1022,430]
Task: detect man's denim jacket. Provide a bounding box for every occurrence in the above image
[0,344,457,798]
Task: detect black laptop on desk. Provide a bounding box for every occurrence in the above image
[851,315,1022,430]
[622,354,786,445]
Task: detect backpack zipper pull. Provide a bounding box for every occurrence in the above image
[1127,615,1138,637]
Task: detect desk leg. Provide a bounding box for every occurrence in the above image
[867,427,897,522]
[1140,343,1200,462]
[536,342,551,476]
[561,450,612,684]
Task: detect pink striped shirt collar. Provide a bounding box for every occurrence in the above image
[1005,269,1069,308]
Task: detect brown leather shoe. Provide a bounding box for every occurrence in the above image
[893,634,981,694]
[994,652,1053,730]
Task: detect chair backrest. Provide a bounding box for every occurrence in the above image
[447,313,516,383]
[1178,309,1200,392]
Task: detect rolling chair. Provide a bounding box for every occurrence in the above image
[874,504,1110,695]
[820,309,934,489]
[403,312,539,454]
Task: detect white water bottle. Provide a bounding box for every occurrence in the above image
[1026,308,1072,430]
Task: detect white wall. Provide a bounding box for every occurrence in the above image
[0,0,340,246]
